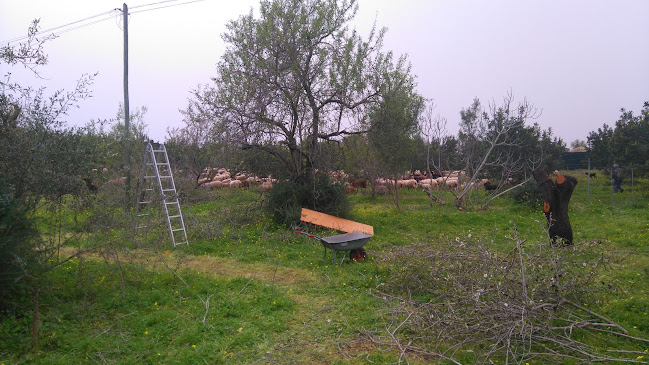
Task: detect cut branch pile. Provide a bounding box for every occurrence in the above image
[369,233,648,364]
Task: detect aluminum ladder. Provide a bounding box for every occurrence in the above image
[134,142,188,246]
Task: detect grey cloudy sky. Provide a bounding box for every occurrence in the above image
[2,0,648,144]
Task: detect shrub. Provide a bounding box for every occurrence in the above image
[510,179,543,208]
[0,181,40,315]
[265,173,350,226]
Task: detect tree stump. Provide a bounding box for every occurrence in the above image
[532,167,578,245]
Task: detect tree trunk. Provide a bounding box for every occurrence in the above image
[31,283,39,349]
[532,167,577,245]
[393,176,400,211]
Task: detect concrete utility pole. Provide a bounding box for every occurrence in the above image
[123,3,132,211]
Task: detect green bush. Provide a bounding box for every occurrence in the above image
[0,180,39,315]
[265,173,350,226]
[510,179,543,208]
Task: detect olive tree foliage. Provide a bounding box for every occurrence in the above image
[82,104,150,179]
[1,20,96,200]
[0,20,101,325]
[184,0,412,181]
[367,69,424,209]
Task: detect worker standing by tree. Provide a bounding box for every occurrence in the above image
[612,163,623,193]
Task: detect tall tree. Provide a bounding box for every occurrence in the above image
[587,124,614,168]
[610,102,649,167]
[587,102,649,169]
[367,69,423,209]
[184,0,412,180]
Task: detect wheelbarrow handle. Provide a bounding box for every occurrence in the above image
[295,231,322,240]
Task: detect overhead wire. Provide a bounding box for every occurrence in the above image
[1,0,208,44]
[129,0,186,10]
[48,15,119,37]
[129,0,208,14]
[2,10,117,44]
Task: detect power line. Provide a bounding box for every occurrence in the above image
[1,0,208,45]
[2,10,117,44]
[129,0,187,10]
[129,0,208,14]
[48,15,118,37]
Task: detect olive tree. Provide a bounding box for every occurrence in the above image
[367,69,423,210]
[0,20,102,344]
[184,0,414,181]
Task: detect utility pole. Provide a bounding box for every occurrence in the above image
[122,3,132,211]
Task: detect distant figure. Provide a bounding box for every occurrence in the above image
[612,164,623,193]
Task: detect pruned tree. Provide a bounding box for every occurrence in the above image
[184,0,415,181]
[419,100,448,206]
[533,167,577,245]
[451,92,541,210]
[165,110,228,185]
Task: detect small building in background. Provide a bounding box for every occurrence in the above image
[562,147,588,170]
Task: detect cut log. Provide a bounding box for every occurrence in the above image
[532,167,577,245]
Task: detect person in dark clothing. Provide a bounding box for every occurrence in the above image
[612,164,623,193]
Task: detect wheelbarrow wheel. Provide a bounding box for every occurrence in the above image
[350,248,367,262]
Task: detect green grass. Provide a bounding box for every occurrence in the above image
[2,170,648,364]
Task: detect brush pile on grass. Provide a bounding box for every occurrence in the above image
[370,232,649,364]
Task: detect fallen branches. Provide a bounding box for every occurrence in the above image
[370,233,648,364]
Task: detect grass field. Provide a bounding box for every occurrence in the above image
[1,170,648,364]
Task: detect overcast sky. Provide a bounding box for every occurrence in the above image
[2,0,648,144]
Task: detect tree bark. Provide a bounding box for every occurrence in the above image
[532,167,577,245]
[31,283,39,349]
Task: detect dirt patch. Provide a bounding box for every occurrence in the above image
[183,255,315,286]
[58,247,315,287]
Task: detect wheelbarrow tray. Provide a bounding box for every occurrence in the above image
[317,232,372,251]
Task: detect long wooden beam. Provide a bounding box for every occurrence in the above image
[300,208,374,236]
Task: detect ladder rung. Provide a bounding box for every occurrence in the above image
[140,143,188,247]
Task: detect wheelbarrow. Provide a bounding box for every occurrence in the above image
[295,231,371,265]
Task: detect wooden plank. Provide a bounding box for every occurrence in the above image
[300,208,374,236]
